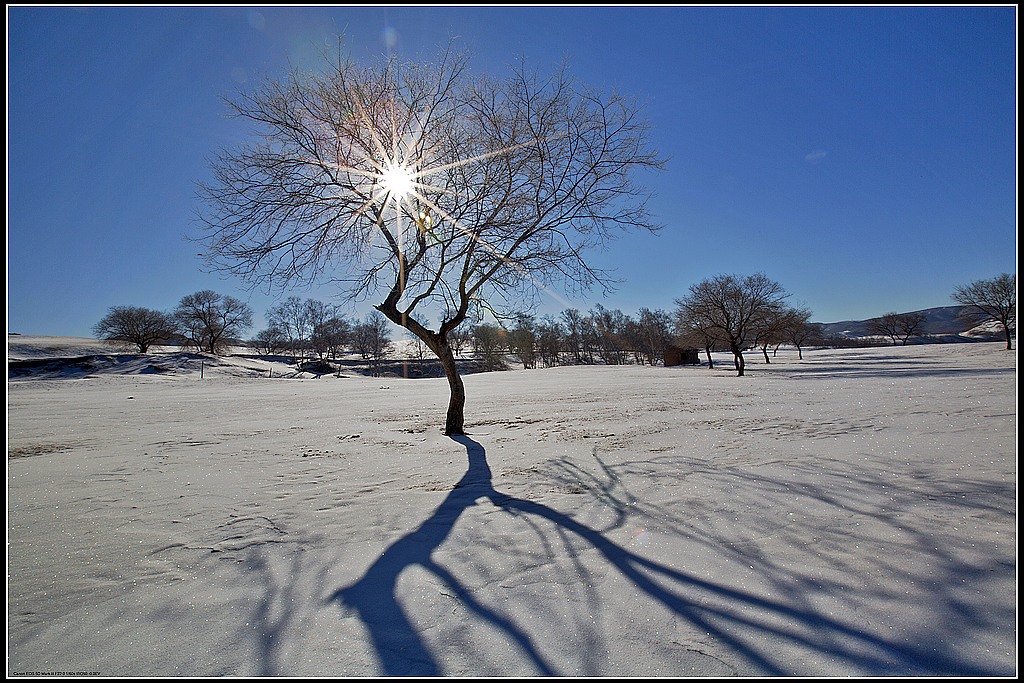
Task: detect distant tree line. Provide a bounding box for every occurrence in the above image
[467,305,676,372]
[93,291,396,371]
[93,281,810,375]
[473,281,827,378]
[255,297,395,373]
[94,273,1014,375]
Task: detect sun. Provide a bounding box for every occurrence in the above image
[380,163,415,200]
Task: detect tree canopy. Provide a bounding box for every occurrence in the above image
[196,43,664,433]
[952,273,1016,350]
[674,273,791,376]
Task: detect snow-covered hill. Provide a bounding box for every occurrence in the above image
[817,305,1006,341]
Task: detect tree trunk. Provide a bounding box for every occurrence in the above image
[1004,325,1013,350]
[376,303,467,435]
[437,340,466,435]
[733,349,745,376]
[704,345,714,369]
[761,345,770,363]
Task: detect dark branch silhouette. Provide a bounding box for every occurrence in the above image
[197,43,665,434]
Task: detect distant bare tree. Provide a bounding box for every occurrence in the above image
[635,308,673,366]
[352,312,394,374]
[753,303,791,364]
[447,325,473,358]
[267,296,311,361]
[304,299,338,359]
[508,313,538,370]
[93,306,174,354]
[780,308,820,360]
[674,273,790,376]
[952,273,1016,350]
[559,308,587,364]
[313,315,351,361]
[253,327,288,356]
[674,310,719,369]
[866,312,901,346]
[868,311,926,346]
[590,304,630,365]
[406,331,428,361]
[195,42,664,434]
[472,323,507,371]
[174,290,253,355]
[536,315,564,368]
[896,311,928,345]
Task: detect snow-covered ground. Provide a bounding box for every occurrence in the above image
[6,336,1017,676]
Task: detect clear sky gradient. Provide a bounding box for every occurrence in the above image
[7,5,1018,338]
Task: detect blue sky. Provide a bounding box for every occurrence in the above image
[7,5,1017,338]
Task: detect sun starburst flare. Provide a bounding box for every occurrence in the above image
[380,163,416,200]
[290,105,573,310]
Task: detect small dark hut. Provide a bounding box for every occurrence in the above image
[664,346,700,367]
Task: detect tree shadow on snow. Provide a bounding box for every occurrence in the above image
[326,436,1009,677]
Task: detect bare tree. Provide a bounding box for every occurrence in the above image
[447,325,473,358]
[590,304,631,365]
[952,273,1016,350]
[559,308,587,364]
[536,315,564,368]
[896,311,927,345]
[635,308,673,366]
[674,309,719,369]
[195,44,663,434]
[674,273,790,376]
[866,312,901,345]
[755,305,816,362]
[352,312,394,374]
[253,326,288,356]
[471,323,508,371]
[867,311,926,346]
[304,299,337,359]
[313,315,351,361]
[780,308,819,360]
[267,296,312,361]
[507,313,538,369]
[93,305,175,353]
[753,303,790,364]
[406,330,428,361]
[174,290,253,355]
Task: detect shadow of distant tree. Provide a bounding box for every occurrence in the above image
[327,436,1010,677]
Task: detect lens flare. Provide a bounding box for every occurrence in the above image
[296,96,573,310]
[381,163,415,200]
